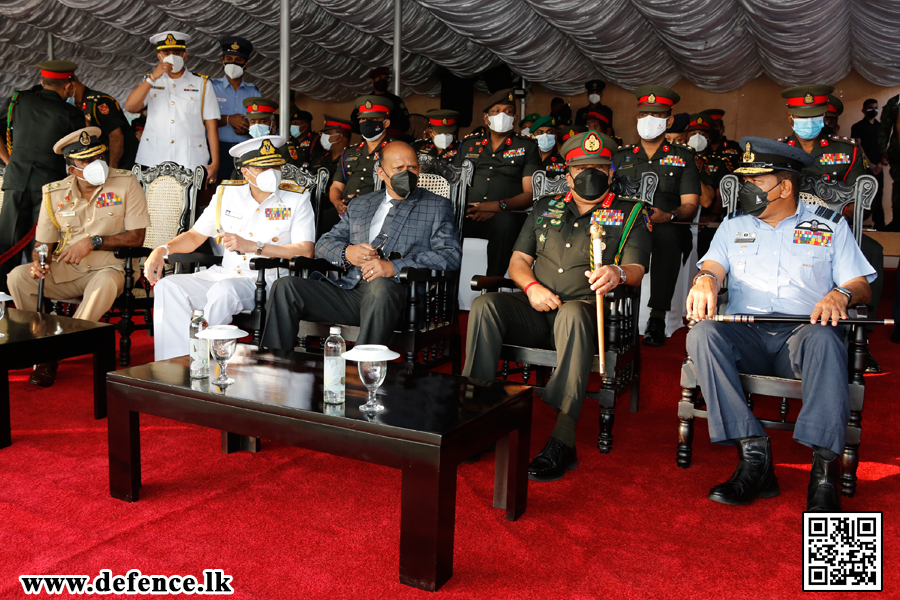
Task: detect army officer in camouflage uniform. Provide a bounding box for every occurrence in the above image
[612,85,700,346]
[464,131,651,482]
[454,89,541,276]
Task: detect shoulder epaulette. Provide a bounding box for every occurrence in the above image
[813,205,841,223]
[220,179,247,186]
[43,180,66,193]
[620,144,635,151]
[110,169,131,176]
[279,182,305,193]
[829,134,856,145]
[192,72,209,79]
[776,137,786,142]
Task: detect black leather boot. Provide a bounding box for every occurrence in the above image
[807,452,842,512]
[708,436,779,505]
[29,362,59,388]
[643,317,666,347]
[528,438,577,481]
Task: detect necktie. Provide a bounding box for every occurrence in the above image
[371,199,399,252]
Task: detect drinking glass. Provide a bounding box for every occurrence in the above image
[210,337,238,386]
[358,360,387,413]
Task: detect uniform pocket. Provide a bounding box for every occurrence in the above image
[726,242,761,285]
[789,244,833,287]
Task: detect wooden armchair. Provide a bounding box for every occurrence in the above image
[291,160,474,371]
[531,169,570,201]
[677,173,878,498]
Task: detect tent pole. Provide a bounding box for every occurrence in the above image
[47,32,53,60]
[279,0,290,139]
[392,0,401,96]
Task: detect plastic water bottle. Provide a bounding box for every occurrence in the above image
[324,326,345,404]
[189,309,210,379]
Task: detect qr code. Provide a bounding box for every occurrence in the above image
[804,512,882,591]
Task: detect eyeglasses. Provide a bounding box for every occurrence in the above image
[371,236,401,261]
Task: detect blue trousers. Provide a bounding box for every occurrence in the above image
[686,319,849,455]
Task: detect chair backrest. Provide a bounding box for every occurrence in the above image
[610,170,659,205]
[418,173,451,199]
[720,172,877,245]
[281,162,321,237]
[132,162,204,250]
[531,170,569,202]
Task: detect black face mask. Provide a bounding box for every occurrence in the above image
[738,181,779,217]
[373,79,389,93]
[359,120,384,140]
[572,167,609,201]
[389,170,418,199]
[709,128,722,143]
[866,109,878,120]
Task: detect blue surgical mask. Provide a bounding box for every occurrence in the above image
[66,96,75,105]
[249,123,270,139]
[536,133,556,153]
[792,116,824,140]
[290,125,301,138]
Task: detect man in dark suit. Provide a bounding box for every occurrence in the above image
[261,142,462,348]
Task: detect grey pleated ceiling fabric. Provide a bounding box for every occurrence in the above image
[0,0,898,104]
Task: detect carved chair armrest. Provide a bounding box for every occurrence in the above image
[167,252,223,266]
[471,275,516,292]
[398,267,456,283]
[249,257,289,271]
[114,247,153,259]
[288,256,344,276]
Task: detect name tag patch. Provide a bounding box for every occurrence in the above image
[265,207,291,220]
[502,147,525,159]
[794,220,833,246]
[819,153,850,165]
[660,156,686,167]
[734,232,757,243]
[594,209,624,226]
[95,193,122,207]
[224,210,243,219]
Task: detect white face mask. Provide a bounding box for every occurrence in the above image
[487,112,515,134]
[536,133,556,152]
[250,168,282,194]
[223,63,244,79]
[74,160,109,186]
[637,115,668,140]
[520,126,531,137]
[163,54,185,73]
[320,133,335,151]
[588,93,601,104]
[433,133,454,149]
[687,132,709,152]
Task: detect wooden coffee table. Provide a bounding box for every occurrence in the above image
[106,346,532,592]
[1,308,116,448]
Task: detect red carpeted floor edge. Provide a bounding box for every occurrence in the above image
[1,272,898,599]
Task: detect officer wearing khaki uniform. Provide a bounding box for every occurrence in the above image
[8,127,150,386]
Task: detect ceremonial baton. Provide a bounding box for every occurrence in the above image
[590,216,606,374]
[36,244,48,313]
[709,314,894,326]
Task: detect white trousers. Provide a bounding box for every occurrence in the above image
[153,273,258,361]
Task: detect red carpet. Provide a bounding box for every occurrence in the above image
[2,273,898,599]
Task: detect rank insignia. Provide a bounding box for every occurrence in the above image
[98,104,109,115]
[820,138,829,147]
[502,147,525,158]
[265,207,291,220]
[632,146,640,153]
[662,145,669,152]
[593,209,624,226]
[793,220,833,246]
[551,219,561,226]
[539,233,546,243]
[95,192,122,207]
[660,156,686,167]
[536,217,543,225]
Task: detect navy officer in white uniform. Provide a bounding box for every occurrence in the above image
[686,137,876,513]
[125,31,222,186]
[144,135,315,360]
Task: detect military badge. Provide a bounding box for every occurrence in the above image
[742,142,755,164]
[536,217,543,225]
[820,153,850,165]
[507,92,514,102]
[365,100,373,109]
[442,118,448,125]
[583,132,601,154]
[289,147,298,160]
[231,41,240,50]
[593,209,624,226]
[551,219,561,226]
[648,93,656,103]
[794,220,833,246]
[804,93,814,104]
[265,208,291,220]
[98,104,109,115]
[165,34,177,46]
[251,103,259,112]
[502,147,525,159]
[539,233,546,243]
[95,192,122,207]
[79,131,91,146]
[260,140,275,155]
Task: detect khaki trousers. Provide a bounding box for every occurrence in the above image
[7,264,124,322]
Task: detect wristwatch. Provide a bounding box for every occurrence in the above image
[833,286,853,304]
[255,241,265,256]
[498,200,507,211]
[669,212,677,222]
[91,236,103,251]
[614,265,627,285]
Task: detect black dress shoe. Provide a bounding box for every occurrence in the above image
[865,349,882,374]
[528,437,577,481]
[29,362,59,388]
[643,317,666,347]
[708,436,779,505]
[807,452,842,512]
